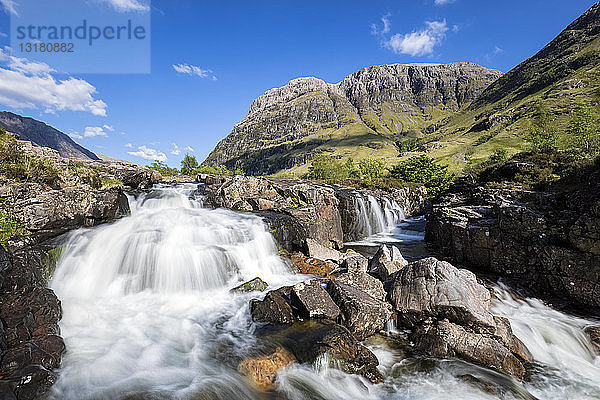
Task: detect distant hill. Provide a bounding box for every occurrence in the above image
[0,112,99,160]
[202,63,502,176]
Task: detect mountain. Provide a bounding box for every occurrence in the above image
[414,2,600,168]
[203,63,502,176]
[0,112,99,160]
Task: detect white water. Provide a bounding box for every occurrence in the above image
[49,185,600,400]
[50,184,300,399]
[352,193,406,238]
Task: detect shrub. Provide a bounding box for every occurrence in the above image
[389,155,453,196]
[0,136,59,186]
[307,154,348,180]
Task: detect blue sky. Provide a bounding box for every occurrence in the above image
[0,0,597,166]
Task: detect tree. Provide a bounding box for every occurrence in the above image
[358,158,385,185]
[180,154,199,175]
[529,102,559,152]
[567,101,600,157]
[390,155,453,196]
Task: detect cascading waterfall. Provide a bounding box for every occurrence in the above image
[50,184,300,400]
[49,184,600,400]
[352,193,406,238]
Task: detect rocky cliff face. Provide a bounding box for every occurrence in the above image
[203,63,502,175]
[0,112,99,160]
[425,160,600,311]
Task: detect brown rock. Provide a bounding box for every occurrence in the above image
[291,280,340,320]
[238,347,296,391]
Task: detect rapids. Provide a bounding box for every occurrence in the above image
[49,184,600,400]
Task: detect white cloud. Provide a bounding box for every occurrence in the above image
[0,0,18,15]
[386,19,448,56]
[371,14,391,35]
[128,145,167,162]
[0,32,8,38]
[171,143,181,155]
[434,0,455,4]
[184,146,195,153]
[68,131,83,139]
[103,124,115,131]
[172,63,217,80]
[125,143,133,148]
[0,48,107,116]
[493,46,504,55]
[99,0,149,13]
[84,126,108,137]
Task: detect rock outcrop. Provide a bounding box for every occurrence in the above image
[426,165,600,310]
[198,174,428,251]
[203,63,502,175]
[0,247,64,400]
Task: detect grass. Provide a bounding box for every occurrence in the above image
[0,211,27,247]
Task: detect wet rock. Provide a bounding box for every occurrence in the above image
[258,321,383,383]
[412,319,526,378]
[340,252,368,274]
[585,326,600,349]
[305,238,343,262]
[387,257,495,333]
[0,335,65,376]
[5,365,57,400]
[367,245,408,281]
[326,280,392,340]
[250,287,295,325]
[493,316,532,362]
[289,254,337,277]
[336,272,386,302]
[291,280,340,320]
[231,277,268,293]
[237,347,296,391]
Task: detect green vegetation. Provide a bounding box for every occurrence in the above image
[0,133,60,186]
[40,246,64,283]
[100,178,123,189]
[358,158,386,185]
[528,102,559,152]
[389,155,454,196]
[180,154,199,175]
[567,101,600,158]
[0,211,27,248]
[147,161,180,176]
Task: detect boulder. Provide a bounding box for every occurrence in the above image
[336,272,386,302]
[291,280,340,320]
[585,326,600,350]
[386,257,495,333]
[237,347,296,391]
[412,319,526,379]
[250,287,295,325]
[340,252,368,274]
[231,277,268,293]
[367,245,407,281]
[326,280,392,340]
[258,321,383,383]
[289,254,337,277]
[305,238,343,262]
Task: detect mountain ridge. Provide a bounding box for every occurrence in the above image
[203,62,502,175]
[0,111,99,161]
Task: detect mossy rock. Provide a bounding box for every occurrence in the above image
[40,246,64,284]
[231,277,268,293]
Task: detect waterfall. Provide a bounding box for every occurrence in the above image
[49,184,298,400]
[352,192,406,240]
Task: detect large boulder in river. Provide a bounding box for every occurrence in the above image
[387,257,531,378]
[336,272,386,302]
[326,280,392,340]
[387,257,495,333]
[412,319,527,379]
[368,245,408,281]
[305,238,343,262]
[340,251,369,274]
[238,347,296,391]
[257,321,384,384]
